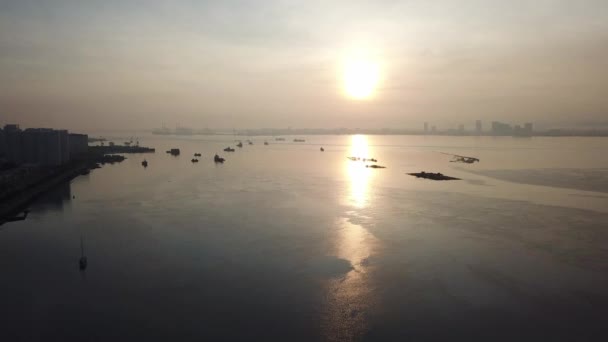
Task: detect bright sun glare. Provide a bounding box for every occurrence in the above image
[343,60,379,100]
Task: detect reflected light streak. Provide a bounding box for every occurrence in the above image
[346,135,372,208]
[321,218,380,340]
[323,135,380,339]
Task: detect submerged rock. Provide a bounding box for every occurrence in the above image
[407,172,460,181]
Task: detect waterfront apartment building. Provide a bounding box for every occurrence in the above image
[21,129,68,166]
[2,124,23,164]
[0,127,4,157]
[60,130,70,164]
[69,133,88,158]
[476,120,482,134]
[0,125,88,166]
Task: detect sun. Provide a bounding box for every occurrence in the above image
[343,59,379,100]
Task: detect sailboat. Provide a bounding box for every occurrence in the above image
[79,236,88,271]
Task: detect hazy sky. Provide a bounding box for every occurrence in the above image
[1,0,607,131]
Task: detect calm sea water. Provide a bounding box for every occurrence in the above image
[2,135,608,341]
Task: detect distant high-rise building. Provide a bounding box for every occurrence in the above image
[491,121,513,136]
[513,122,533,137]
[431,125,437,133]
[424,122,429,133]
[458,124,465,134]
[476,120,482,134]
[513,124,522,135]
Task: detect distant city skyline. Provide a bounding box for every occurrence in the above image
[2,119,607,135]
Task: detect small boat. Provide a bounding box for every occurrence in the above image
[79,236,87,271]
[366,165,386,169]
[293,139,305,142]
[275,137,285,141]
[191,158,199,163]
[247,140,253,145]
[236,142,243,148]
[214,154,225,163]
[169,148,180,156]
[347,156,377,162]
[142,160,148,167]
[194,153,202,157]
[224,147,235,152]
[264,141,269,145]
[320,147,324,152]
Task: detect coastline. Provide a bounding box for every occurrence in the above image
[0,162,90,225]
[0,144,156,225]
[0,154,126,225]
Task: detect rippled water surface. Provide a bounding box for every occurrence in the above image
[2,135,608,341]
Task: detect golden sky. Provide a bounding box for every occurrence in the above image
[1,1,607,130]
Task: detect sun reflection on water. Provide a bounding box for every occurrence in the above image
[320,135,381,340]
[322,217,379,340]
[346,135,373,208]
